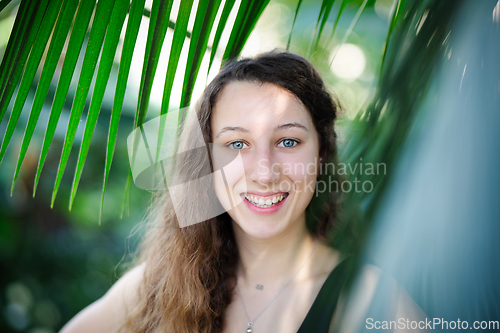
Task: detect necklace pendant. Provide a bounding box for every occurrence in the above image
[246,322,253,333]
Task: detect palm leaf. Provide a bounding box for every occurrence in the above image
[222,0,270,61]
[179,0,222,110]
[150,0,222,191]
[286,0,303,50]
[158,0,194,118]
[334,0,459,252]
[123,0,176,216]
[0,0,61,169]
[1,0,60,171]
[50,0,115,207]
[69,0,129,210]
[100,0,147,222]
[0,0,30,100]
[33,1,96,196]
[11,0,78,195]
[0,0,46,126]
[307,0,336,58]
[0,0,13,12]
[317,0,346,61]
[208,0,236,71]
[328,0,369,65]
[134,0,173,129]
[146,0,195,193]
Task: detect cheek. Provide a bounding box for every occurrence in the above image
[213,171,231,211]
[212,149,247,209]
[279,151,319,185]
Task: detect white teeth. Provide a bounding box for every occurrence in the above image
[244,193,287,208]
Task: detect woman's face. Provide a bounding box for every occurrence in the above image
[211,81,320,239]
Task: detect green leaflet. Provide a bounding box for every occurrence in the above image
[134,0,174,129]
[328,0,369,66]
[379,0,408,83]
[51,0,115,207]
[208,0,236,72]
[33,1,96,196]
[334,0,458,255]
[179,0,222,110]
[0,0,31,102]
[317,0,347,61]
[140,0,195,206]
[1,0,60,169]
[123,0,174,217]
[69,0,129,210]
[160,0,194,117]
[286,0,303,50]
[0,0,46,127]
[308,0,336,57]
[222,0,270,62]
[101,0,146,222]
[0,0,13,12]
[11,0,78,195]
[147,0,223,195]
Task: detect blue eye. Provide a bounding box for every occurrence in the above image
[227,141,247,150]
[278,139,298,148]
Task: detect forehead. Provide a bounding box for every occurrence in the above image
[212,81,314,135]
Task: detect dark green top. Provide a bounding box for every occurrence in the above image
[296,255,355,333]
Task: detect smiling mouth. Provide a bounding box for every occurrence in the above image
[243,193,289,208]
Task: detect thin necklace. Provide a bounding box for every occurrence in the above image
[236,238,318,333]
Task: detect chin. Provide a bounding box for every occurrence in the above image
[234,221,287,240]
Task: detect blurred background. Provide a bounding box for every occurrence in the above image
[1,0,499,332]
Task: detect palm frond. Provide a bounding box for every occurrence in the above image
[328,0,368,65]
[208,0,236,71]
[0,0,271,218]
[12,0,79,197]
[0,0,48,144]
[50,0,115,208]
[101,0,147,221]
[69,0,129,210]
[307,0,336,58]
[222,0,270,61]
[334,0,460,252]
[32,1,96,197]
[286,0,303,50]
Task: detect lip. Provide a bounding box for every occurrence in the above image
[239,193,289,215]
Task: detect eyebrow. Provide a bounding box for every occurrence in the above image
[215,122,308,138]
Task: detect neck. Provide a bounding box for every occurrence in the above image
[232,215,317,289]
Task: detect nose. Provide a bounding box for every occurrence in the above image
[248,147,280,186]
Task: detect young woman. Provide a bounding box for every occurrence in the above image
[59,51,358,333]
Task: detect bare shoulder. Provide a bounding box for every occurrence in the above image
[103,262,146,306]
[331,263,429,333]
[59,262,146,333]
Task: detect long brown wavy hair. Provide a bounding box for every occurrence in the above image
[120,50,343,332]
